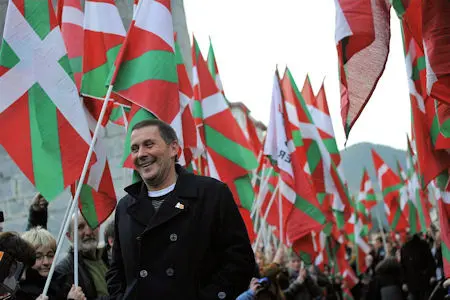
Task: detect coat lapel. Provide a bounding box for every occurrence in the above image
[126,182,155,227]
[145,193,189,231]
[125,165,198,231]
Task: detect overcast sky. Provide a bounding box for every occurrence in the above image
[184,0,411,150]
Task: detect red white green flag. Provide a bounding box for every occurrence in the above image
[0,0,95,201]
[81,0,125,99]
[358,168,377,214]
[435,174,450,277]
[111,0,179,123]
[371,149,407,231]
[56,0,84,90]
[72,106,117,229]
[207,40,225,96]
[400,17,450,187]
[282,68,351,228]
[191,38,258,240]
[422,0,450,105]
[335,0,391,137]
[264,70,325,244]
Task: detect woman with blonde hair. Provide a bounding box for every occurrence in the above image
[16,226,85,300]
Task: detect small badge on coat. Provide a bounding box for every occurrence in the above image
[175,202,185,210]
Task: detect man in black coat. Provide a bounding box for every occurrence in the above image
[106,119,256,300]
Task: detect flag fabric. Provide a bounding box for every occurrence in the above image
[358,168,377,213]
[175,38,202,166]
[57,0,84,90]
[192,37,258,240]
[110,0,179,124]
[0,0,95,201]
[434,174,450,277]
[301,75,315,106]
[264,70,325,245]
[109,104,131,127]
[400,18,450,187]
[371,150,407,231]
[422,0,450,104]
[73,106,117,229]
[207,39,225,95]
[282,68,351,228]
[81,0,125,99]
[335,0,391,137]
[311,82,341,168]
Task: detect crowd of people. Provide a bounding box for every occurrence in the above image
[1,193,449,300]
[0,120,448,300]
[237,230,449,300]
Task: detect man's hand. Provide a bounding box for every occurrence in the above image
[249,278,260,293]
[67,285,86,300]
[36,295,48,300]
[31,193,48,211]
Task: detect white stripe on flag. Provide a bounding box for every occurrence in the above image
[308,105,335,137]
[1,2,92,144]
[84,1,126,36]
[201,92,228,119]
[134,0,174,51]
[334,0,353,43]
[62,6,84,27]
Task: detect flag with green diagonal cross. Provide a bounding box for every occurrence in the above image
[281,68,351,229]
[0,0,95,201]
[192,37,258,240]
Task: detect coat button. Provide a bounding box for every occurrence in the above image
[218,291,226,299]
[139,270,148,278]
[169,233,178,242]
[166,268,174,277]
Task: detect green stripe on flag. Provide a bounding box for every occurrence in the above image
[24,0,51,39]
[392,0,407,17]
[334,210,345,230]
[294,195,326,225]
[292,130,303,147]
[0,41,20,68]
[412,57,425,81]
[322,138,339,154]
[317,193,327,205]
[204,125,258,171]
[109,107,122,122]
[114,50,178,91]
[59,55,75,82]
[234,175,254,211]
[408,202,418,234]
[192,100,203,119]
[442,242,450,266]
[390,208,402,230]
[69,56,82,74]
[29,83,65,200]
[306,142,321,173]
[79,185,99,229]
[431,115,440,146]
[382,183,403,197]
[299,251,312,265]
[82,45,122,98]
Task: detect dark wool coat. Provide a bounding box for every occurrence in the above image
[106,165,256,300]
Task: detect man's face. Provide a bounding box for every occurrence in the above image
[130,126,179,188]
[33,245,54,277]
[289,258,301,272]
[68,215,99,253]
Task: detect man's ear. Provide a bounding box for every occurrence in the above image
[170,140,180,157]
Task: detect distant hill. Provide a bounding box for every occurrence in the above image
[340,142,407,195]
